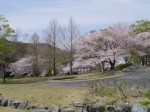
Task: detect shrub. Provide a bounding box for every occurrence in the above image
[116,63,133,70]
[140,100,150,106]
[145,90,150,99]
[88,80,143,102]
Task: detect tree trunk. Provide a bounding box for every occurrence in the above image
[145,56,148,65]
[70,61,73,75]
[109,59,116,70]
[53,31,56,76]
[110,64,115,70]
[101,62,105,72]
[70,41,73,75]
[141,57,145,66]
[2,66,6,82]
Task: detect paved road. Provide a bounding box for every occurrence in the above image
[30,66,150,88]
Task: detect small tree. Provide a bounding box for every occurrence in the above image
[44,19,61,76]
[30,33,40,76]
[0,15,15,82]
[63,17,79,75]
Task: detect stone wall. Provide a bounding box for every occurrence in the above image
[0,95,150,112]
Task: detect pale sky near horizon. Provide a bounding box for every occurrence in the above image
[1,0,150,40]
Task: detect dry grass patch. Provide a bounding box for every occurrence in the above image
[0,85,86,107]
[0,107,29,112]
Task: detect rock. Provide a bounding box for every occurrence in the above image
[26,105,37,110]
[37,108,49,112]
[13,101,21,108]
[1,99,8,107]
[17,101,29,109]
[86,103,93,112]
[131,103,148,112]
[7,99,15,107]
[58,109,62,112]
[86,105,92,112]
[38,106,49,110]
[147,105,150,112]
[121,106,132,112]
[114,102,131,112]
[92,103,105,112]
[74,101,84,107]
[32,106,49,112]
[114,102,128,107]
[48,106,59,112]
[62,107,75,112]
[0,96,3,104]
[106,105,115,112]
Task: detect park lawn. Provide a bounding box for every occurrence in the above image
[53,73,112,81]
[0,85,87,108]
[50,71,122,81]
[0,77,50,84]
[70,72,116,80]
[0,71,121,84]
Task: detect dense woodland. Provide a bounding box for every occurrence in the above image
[1,15,150,82]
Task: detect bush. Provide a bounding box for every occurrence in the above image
[140,100,150,106]
[88,80,143,102]
[116,63,133,70]
[145,90,150,99]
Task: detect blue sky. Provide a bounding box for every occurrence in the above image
[1,0,150,38]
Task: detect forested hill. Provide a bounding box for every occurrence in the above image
[15,42,69,65]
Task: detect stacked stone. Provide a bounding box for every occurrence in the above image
[0,96,59,112]
[0,96,150,112]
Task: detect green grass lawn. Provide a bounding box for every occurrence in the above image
[52,73,110,81]
[0,77,50,84]
[0,71,121,84]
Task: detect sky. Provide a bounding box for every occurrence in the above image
[1,0,150,40]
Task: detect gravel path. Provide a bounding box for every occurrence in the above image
[30,66,150,88]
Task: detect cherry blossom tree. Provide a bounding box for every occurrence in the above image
[73,23,132,71]
[8,56,47,77]
[63,23,150,73]
[8,56,33,75]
